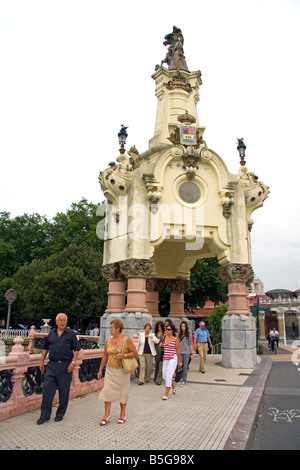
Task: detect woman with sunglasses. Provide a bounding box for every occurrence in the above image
[161,321,182,400]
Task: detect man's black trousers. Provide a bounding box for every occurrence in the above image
[40,360,73,419]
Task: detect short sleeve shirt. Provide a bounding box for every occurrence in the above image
[43,327,81,362]
[194,328,210,343]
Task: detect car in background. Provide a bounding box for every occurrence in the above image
[9,324,28,330]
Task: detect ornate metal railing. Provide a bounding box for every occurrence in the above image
[0,329,31,339]
[0,336,106,420]
[0,370,13,403]
[0,333,138,421]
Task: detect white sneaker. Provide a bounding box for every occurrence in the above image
[181,381,186,387]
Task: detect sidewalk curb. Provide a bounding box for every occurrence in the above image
[223,356,272,450]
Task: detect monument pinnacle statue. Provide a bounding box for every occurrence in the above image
[160,26,189,71]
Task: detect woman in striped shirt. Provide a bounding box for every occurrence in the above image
[161,321,182,400]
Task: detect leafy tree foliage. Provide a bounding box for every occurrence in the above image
[0,212,52,279]
[0,198,104,281]
[0,200,106,331]
[208,304,228,344]
[2,246,107,332]
[185,258,228,309]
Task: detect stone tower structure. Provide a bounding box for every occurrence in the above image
[98,26,269,368]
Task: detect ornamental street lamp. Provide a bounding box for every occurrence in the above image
[118,125,128,154]
[237,138,246,166]
[5,288,16,329]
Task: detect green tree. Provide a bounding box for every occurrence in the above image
[0,199,105,281]
[0,212,52,279]
[10,245,107,331]
[185,257,228,309]
[208,304,228,344]
[49,198,104,253]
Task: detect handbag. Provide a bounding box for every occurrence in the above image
[122,356,138,373]
[174,365,183,383]
[121,336,138,373]
[158,335,165,362]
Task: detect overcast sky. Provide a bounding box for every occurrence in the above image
[1,0,299,293]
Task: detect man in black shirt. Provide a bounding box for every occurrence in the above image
[37,313,81,424]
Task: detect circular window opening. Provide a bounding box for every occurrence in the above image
[178,182,201,204]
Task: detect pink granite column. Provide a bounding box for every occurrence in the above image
[120,258,153,314]
[102,262,126,314]
[125,278,148,313]
[169,292,185,317]
[146,278,165,317]
[220,263,254,315]
[166,279,190,318]
[146,291,160,316]
[227,282,251,315]
[105,280,126,313]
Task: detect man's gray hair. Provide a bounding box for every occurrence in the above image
[56,313,68,320]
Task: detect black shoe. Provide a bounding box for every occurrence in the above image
[36,418,49,425]
[54,416,63,422]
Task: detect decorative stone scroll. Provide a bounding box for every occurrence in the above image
[119,258,154,279]
[165,278,190,293]
[219,263,254,286]
[102,262,126,282]
[146,278,167,292]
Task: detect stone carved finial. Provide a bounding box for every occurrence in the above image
[219,263,254,286]
[177,111,196,125]
[119,259,153,279]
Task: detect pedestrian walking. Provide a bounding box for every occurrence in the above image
[178,321,193,386]
[136,323,159,385]
[154,321,165,385]
[37,313,81,424]
[97,319,137,425]
[193,322,212,373]
[161,321,182,400]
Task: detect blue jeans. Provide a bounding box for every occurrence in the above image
[181,353,190,382]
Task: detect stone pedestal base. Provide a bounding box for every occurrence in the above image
[99,312,153,347]
[99,313,193,347]
[222,314,257,369]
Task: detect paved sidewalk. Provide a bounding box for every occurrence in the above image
[0,354,271,451]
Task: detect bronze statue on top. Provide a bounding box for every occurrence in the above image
[160,26,189,72]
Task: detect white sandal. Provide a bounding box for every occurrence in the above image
[162,396,169,400]
[99,416,110,426]
[117,417,126,424]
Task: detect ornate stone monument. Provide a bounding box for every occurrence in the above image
[98,27,269,367]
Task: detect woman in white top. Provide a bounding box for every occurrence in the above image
[136,323,159,385]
